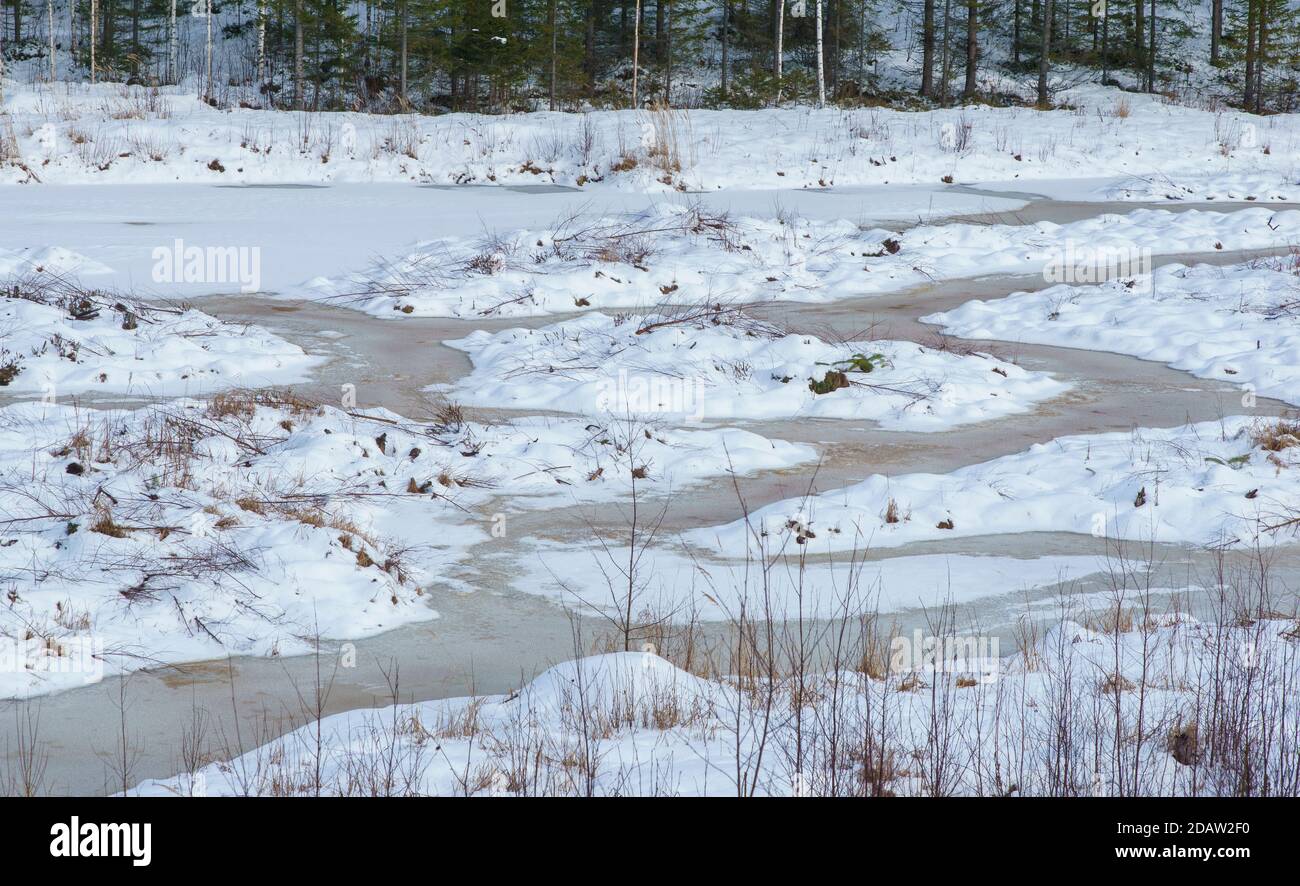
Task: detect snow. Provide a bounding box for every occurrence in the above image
[690,418,1300,558]
[129,616,1300,796]
[0,245,113,278]
[0,398,812,698]
[303,204,1300,318]
[4,81,1298,202]
[0,181,1025,301]
[3,77,1299,793]
[925,258,1300,408]
[0,285,322,398]
[439,310,1068,430]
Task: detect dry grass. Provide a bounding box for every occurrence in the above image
[89,505,129,538]
[1100,673,1138,694]
[235,497,267,515]
[207,388,321,421]
[1250,416,1300,453]
[1086,606,1135,634]
[884,498,901,524]
[644,101,688,177]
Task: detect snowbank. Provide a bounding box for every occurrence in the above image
[0,398,811,698]
[4,82,1297,201]
[689,417,1300,557]
[303,205,1300,318]
[926,258,1300,408]
[131,616,1300,796]
[0,284,321,398]
[441,310,1067,431]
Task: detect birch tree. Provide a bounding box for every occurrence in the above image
[48,0,57,80]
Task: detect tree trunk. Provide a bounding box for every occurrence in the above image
[1255,1,1266,113]
[1036,0,1052,106]
[1210,0,1222,64]
[295,0,304,109]
[1244,0,1255,109]
[665,0,673,102]
[102,0,115,60]
[257,0,266,85]
[48,0,56,80]
[131,0,139,74]
[921,0,935,96]
[720,0,729,99]
[1133,0,1143,61]
[655,0,665,65]
[1101,2,1109,85]
[632,0,641,106]
[584,0,596,90]
[832,0,840,93]
[400,0,408,105]
[1146,0,1155,93]
[204,0,212,99]
[549,0,558,110]
[940,0,952,103]
[774,0,783,102]
[1013,0,1020,65]
[857,0,864,84]
[963,0,977,98]
[815,0,825,107]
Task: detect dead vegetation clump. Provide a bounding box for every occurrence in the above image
[1086,606,1135,635]
[631,299,779,338]
[207,388,321,421]
[1100,673,1138,694]
[0,356,21,387]
[545,203,741,270]
[642,102,691,184]
[2,272,154,321]
[1167,722,1200,767]
[1250,416,1300,453]
[89,505,129,539]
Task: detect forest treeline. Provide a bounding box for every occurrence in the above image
[0,0,1296,112]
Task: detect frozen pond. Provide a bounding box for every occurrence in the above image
[2,182,1299,794]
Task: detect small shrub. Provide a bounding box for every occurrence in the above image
[1251,417,1300,452]
[0,359,22,386]
[90,510,128,538]
[1168,722,1200,767]
[809,370,850,395]
[884,498,900,524]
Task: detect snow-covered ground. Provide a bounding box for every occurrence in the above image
[3,81,1298,200]
[0,276,321,398]
[0,181,1031,302]
[304,204,1300,318]
[439,310,1067,430]
[0,396,811,698]
[4,72,1300,801]
[926,257,1300,408]
[0,244,113,278]
[131,616,1300,797]
[691,417,1300,558]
